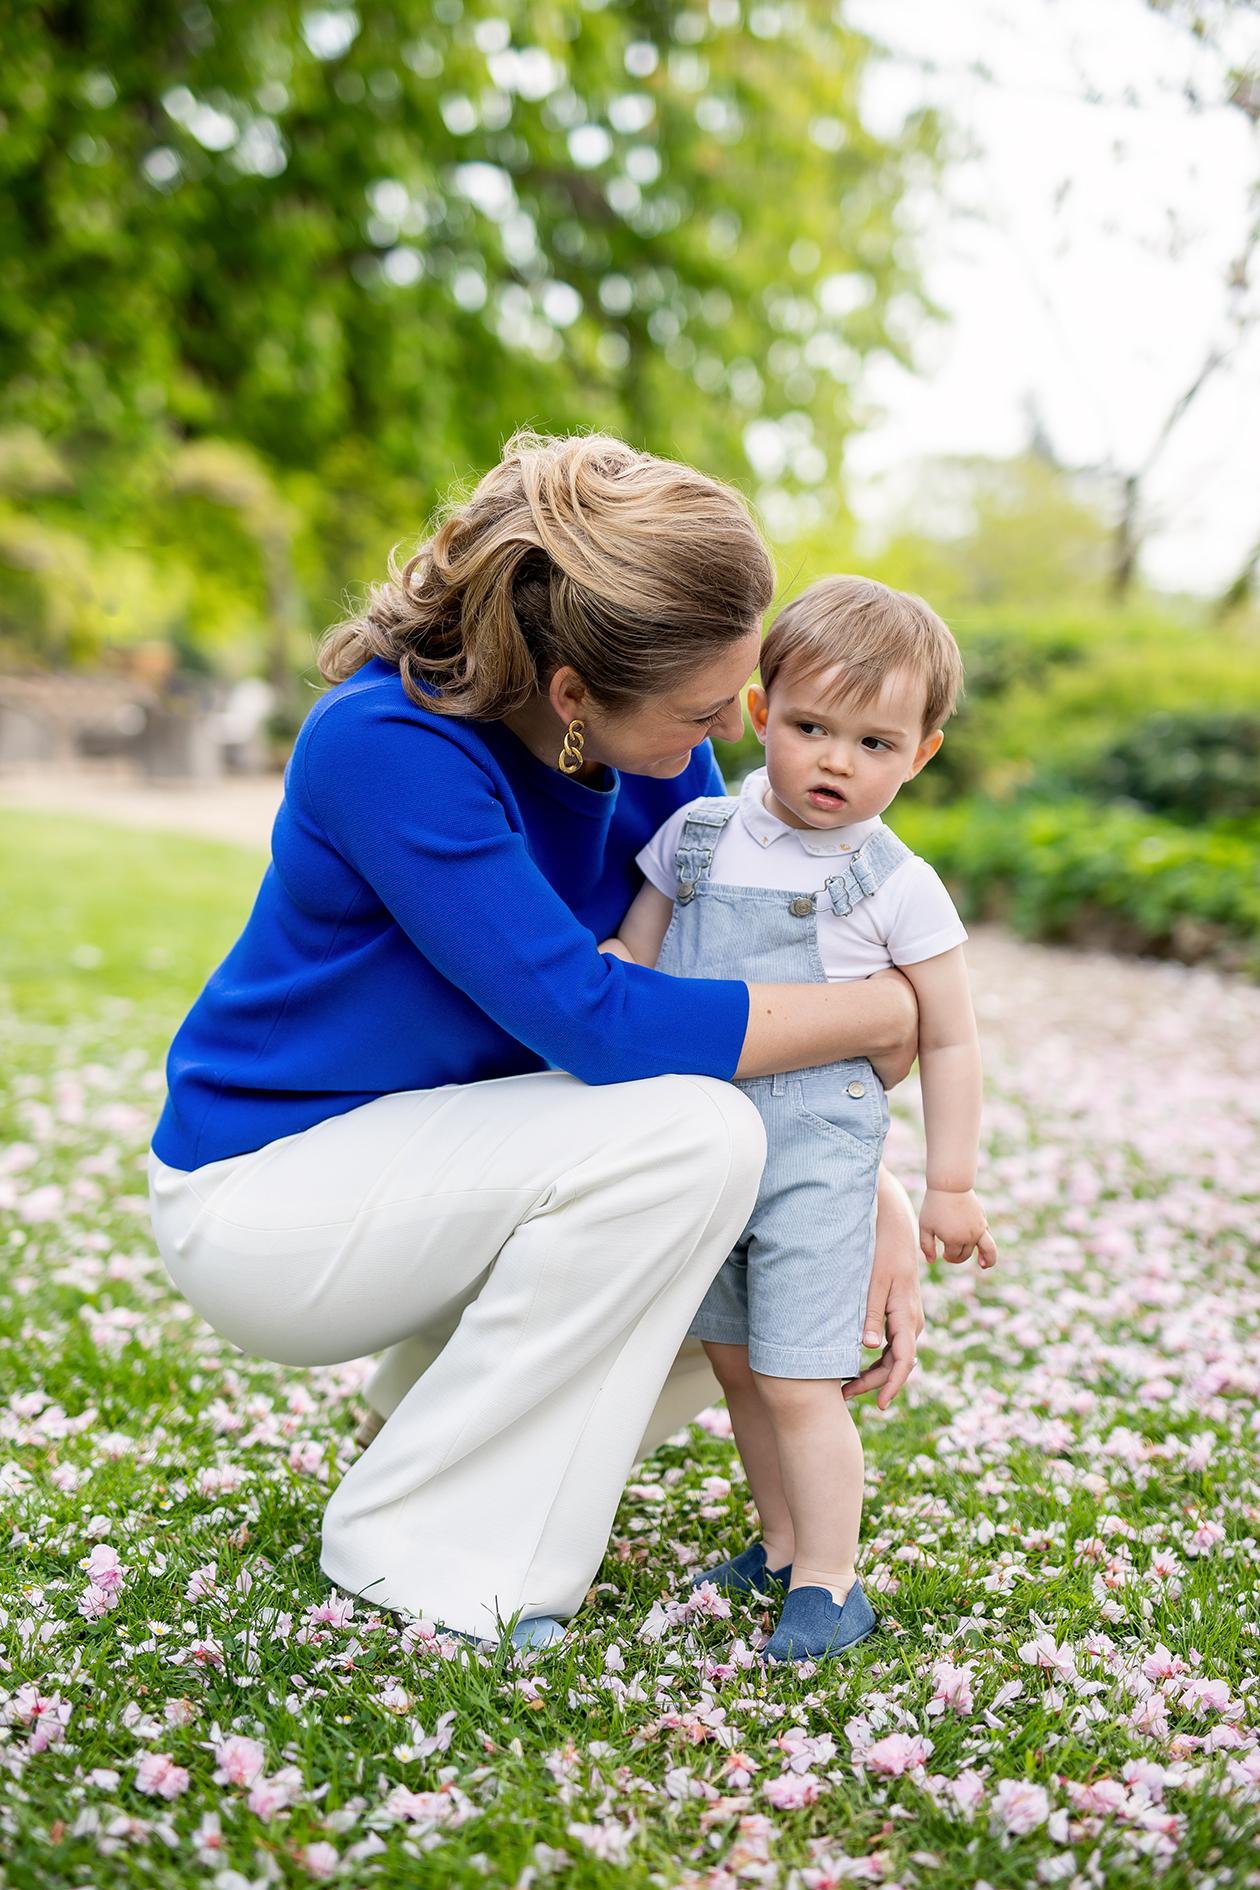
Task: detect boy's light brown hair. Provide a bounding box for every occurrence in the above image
[759,575,963,733]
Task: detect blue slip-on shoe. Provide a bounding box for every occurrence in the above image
[763,1579,878,1663]
[693,1541,793,1595]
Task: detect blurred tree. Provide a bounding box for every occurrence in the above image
[1085,0,1259,597]
[1147,0,1260,616]
[765,445,1115,615]
[170,441,302,702]
[873,449,1115,611]
[1,0,941,669]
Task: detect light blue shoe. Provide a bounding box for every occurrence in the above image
[693,1541,792,1595]
[429,1613,567,1651]
[507,1614,568,1651]
[763,1579,877,1663]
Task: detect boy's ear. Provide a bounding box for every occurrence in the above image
[908,728,944,778]
[747,684,769,744]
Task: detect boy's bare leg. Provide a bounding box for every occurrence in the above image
[702,1341,795,1572]
[752,1373,863,1604]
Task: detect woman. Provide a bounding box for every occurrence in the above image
[148,431,923,1650]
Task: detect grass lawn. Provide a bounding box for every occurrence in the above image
[1,813,1258,1890]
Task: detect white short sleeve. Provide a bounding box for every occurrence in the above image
[635,803,694,897]
[880,856,968,966]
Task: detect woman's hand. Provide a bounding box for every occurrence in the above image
[844,1164,924,1411]
[867,968,920,1091]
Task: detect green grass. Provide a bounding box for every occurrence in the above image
[1,813,1258,1890]
[2,814,265,1025]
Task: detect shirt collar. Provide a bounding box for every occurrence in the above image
[738,767,885,856]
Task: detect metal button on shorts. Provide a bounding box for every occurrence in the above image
[846,1080,866,1098]
[789,896,813,917]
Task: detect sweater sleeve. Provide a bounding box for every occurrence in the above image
[300,704,750,1087]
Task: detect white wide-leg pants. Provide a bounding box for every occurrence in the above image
[147,1069,767,1638]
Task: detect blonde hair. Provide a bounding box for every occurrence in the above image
[319,429,775,718]
[759,575,963,732]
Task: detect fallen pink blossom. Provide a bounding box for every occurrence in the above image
[134,1752,190,1799]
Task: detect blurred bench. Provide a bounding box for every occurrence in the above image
[0,672,274,780]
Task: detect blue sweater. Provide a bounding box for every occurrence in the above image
[152,658,750,1170]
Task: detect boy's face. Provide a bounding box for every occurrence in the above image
[747,660,943,832]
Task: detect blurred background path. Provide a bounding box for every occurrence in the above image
[0,770,283,849]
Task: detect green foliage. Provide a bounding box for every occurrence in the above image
[861,453,1117,612]
[1082,709,1260,821]
[0,499,190,668]
[889,796,1260,976]
[0,0,943,668]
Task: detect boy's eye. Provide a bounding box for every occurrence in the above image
[862,736,890,751]
[796,721,826,736]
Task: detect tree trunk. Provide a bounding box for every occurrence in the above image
[1109,472,1140,601]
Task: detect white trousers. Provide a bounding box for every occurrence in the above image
[147,1070,767,1638]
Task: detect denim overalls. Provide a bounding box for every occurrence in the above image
[657,797,911,1379]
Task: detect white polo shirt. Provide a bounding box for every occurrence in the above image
[636,766,967,982]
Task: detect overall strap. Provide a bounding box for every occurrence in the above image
[823,824,914,918]
[673,797,739,902]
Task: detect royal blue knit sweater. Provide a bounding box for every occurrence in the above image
[151,658,750,1170]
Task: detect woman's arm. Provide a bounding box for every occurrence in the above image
[604,882,921,1090]
[736,969,918,1089]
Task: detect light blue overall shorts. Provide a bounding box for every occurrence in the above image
[657,797,912,1380]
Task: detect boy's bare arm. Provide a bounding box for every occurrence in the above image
[900,947,998,1268]
[599,880,674,968]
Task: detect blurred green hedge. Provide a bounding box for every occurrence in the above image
[1081,709,1260,821]
[886,797,1260,977]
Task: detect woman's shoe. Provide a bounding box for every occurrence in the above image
[763,1579,877,1663]
[693,1541,792,1594]
[506,1614,568,1650]
[428,1613,568,1651]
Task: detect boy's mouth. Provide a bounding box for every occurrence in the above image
[806,786,847,810]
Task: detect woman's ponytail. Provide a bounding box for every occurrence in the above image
[319,430,775,719]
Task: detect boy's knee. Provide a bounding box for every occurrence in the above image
[752,1370,844,1420]
[704,1340,755,1395]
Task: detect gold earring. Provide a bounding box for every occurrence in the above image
[558,717,586,775]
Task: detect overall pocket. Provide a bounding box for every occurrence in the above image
[789,1065,887,1161]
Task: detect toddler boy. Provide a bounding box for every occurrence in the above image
[603,576,996,1662]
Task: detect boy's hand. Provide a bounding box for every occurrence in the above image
[919,1188,998,1268]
